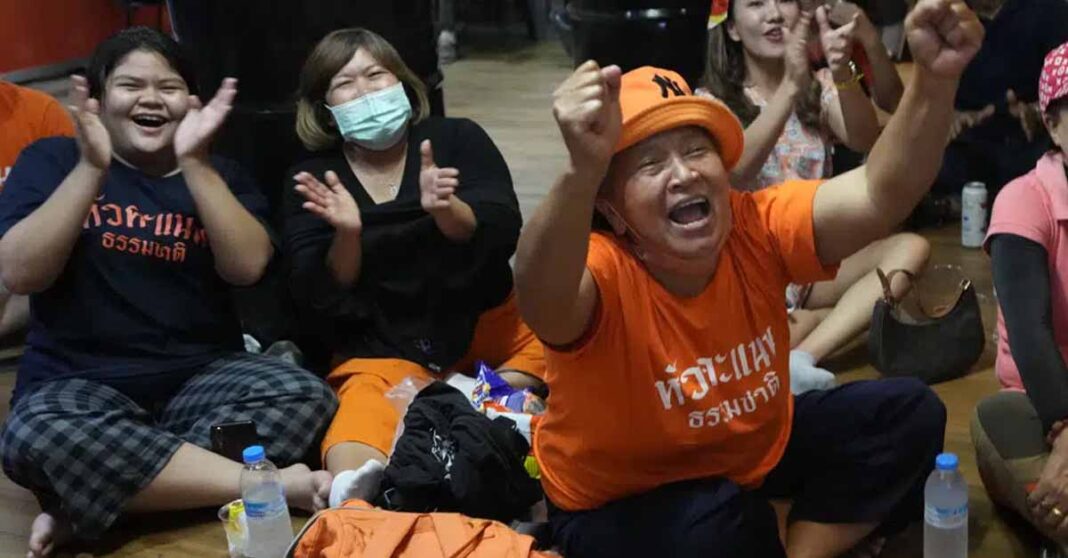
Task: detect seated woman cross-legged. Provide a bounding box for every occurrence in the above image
[284,28,545,507]
[513,1,983,556]
[0,28,337,558]
[703,0,929,392]
[972,41,1068,551]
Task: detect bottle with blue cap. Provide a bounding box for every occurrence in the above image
[924,452,968,558]
[240,445,294,558]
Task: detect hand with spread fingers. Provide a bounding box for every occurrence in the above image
[1007,89,1044,143]
[68,75,112,170]
[552,60,623,181]
[419,140,461,214]
[294,170,362,234]
[174,77,237,161]
[905,0,985,80]
[948,104,995,142]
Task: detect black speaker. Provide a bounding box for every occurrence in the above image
[560,0,711,88]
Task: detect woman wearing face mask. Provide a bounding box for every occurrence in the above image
[703,0,929,393]
[284,28,545,507]
[972,42,1068,551]
[0,28,337,557]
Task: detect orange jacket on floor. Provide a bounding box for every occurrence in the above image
[288,500,556,558]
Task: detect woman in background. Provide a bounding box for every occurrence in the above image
[703,0,928,392]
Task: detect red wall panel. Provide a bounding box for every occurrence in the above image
[0,1,170,75]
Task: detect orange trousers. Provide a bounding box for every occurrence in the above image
[321,293,545,460]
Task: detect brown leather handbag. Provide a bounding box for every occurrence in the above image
[868,268,986,384]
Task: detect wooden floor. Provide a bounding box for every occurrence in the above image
[0,40,1046,557]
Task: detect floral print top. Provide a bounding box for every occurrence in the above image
[739,68,839,192]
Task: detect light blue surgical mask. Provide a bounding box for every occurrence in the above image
[328,82,412,151]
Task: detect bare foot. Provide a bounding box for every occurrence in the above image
[26,511,71,558]
[281,463,332,512]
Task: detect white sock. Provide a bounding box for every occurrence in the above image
[789,350,836,394]
[328,460,386,508]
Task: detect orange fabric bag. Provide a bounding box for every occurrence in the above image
[288,500,556,558]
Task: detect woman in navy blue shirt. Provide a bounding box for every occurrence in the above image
[0,28,337,556]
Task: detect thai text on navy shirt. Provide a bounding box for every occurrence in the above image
[0,137,269,401]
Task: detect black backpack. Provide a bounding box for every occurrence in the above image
[376,381,542,522]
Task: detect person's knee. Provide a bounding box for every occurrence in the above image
[972,391,1045,514]
[975,390,1035,426]
[974,391,1043,459]
[553,479,783,558]
[266,361,339,414]
[886,378,947,450]
[0,420,23,476]
[0,400,49,479]
[910,379,946,433]
[887,233,931,272]
[299,372,339,415]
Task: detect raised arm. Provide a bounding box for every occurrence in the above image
[811,0,984,264]
[175,79,272,286]
[730,12,814,188]
[818,7,881,152]
[514,61,622,346]
[0,76,109,294]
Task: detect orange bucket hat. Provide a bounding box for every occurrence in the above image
[616,66,744,170]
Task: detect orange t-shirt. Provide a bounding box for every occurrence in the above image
[0,82,75,190]
[535,180,838,511]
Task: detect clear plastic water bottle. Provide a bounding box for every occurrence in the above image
[240,445,294,558]
[924,452,968,558]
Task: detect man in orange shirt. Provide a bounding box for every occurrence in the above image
[514,0,983,556]
[0,81,74,339]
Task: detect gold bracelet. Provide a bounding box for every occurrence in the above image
[834,60,864,91]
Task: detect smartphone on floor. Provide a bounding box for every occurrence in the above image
[210,420,260,462]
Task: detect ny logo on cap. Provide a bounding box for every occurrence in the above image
[652,74,685,98]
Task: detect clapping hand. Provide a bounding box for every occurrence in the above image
[294,170,362,234]
[68,75,111,170]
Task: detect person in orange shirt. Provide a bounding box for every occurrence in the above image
[0,81,73,189]
[0,81,74,340]
[513,0,983,556]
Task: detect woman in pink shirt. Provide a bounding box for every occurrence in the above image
[973,41,1068,550]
